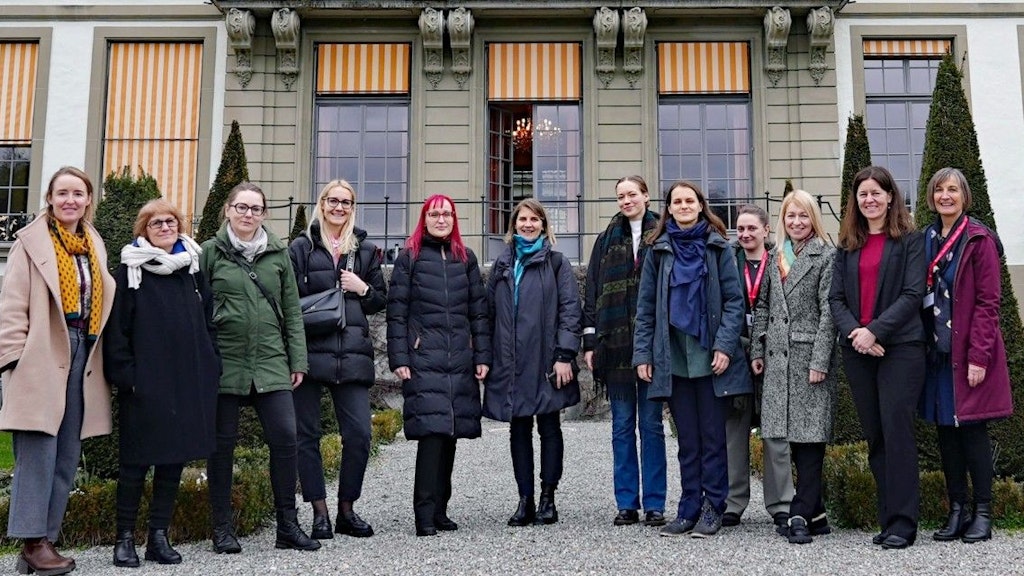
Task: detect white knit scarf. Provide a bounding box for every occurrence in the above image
[226,224,268,263]
[120,234,202,289]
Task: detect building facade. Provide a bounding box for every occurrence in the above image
[3,0,1024,294]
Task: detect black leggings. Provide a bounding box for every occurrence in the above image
[937,423,994,505]
[116,463,185,531]
[510,412,563,497]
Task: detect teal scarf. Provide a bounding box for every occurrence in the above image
[513,234,544,307]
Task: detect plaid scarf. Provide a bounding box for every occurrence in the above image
[593,210,657,395]
[49,219,103,341]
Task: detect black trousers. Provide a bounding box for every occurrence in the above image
[789,442,826,522]
[207,389,298,525]
[843,343,925,538]
[510,412,563,497]
[116,463,185,531]
[293,380,371,503]
[937,423,994,505]
[413,435,457,528]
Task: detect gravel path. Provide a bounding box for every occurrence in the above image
[6,419,1024,575]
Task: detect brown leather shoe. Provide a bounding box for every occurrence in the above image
[16,537,76,576]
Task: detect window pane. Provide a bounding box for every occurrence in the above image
[388,106,408,131]
[680,105,701,130]
[882,65,905,94]
[864,65,884,94]
[364,133,387,157]
[705,104,728,129]
[338,109,361,131]
[884,102,908,128]
[659,104,678,127]
[727,104,749,129]
[365,107,388,132]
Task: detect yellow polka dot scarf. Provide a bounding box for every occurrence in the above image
[48,219,103,341]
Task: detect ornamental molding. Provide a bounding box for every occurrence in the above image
[225,8,255,87]
[419,7,445,88]
[763,6,791,87]
[621,7,647,88]
[447,8,474,88]
[806,6,834,85]
[272,8,301,89]
[593,7,619,88]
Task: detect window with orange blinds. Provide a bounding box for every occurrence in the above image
[863,39,951,58]
[316,44,411,94]
[658,42,750,94]
[102,42,202,224]
[487,43,581,101]
[0,42,37,220]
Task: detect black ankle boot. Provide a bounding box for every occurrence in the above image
[275,509,322,551]
[144,529,182,564]
[962,502,992,543]
[211,523,241,554]
[933,502,969,541]
[113,529,140,568]
[310,499,333,540]
[507,496,536,526]
[535,484,558,525]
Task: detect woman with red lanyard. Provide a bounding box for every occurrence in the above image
[723,204,795,532]
[920,167,1012,544]
[828,165,926,549]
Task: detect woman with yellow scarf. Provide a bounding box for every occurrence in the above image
[0,167,115,575]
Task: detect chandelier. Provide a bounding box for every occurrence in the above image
[512,117,560,154]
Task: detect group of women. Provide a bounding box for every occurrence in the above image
[0,163,1010,575]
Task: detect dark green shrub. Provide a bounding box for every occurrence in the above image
[93,166,161,272]
[839,114,871,220]
[196,120,249,243]
[290,203,308,243]
[913,52,1024,480]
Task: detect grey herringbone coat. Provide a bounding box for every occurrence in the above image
[750,239,838,443]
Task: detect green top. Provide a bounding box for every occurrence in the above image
[669,326,712,379]
[200,224,308,395]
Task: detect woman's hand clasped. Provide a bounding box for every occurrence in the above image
[339,269,368,295]
[849,327,885,357]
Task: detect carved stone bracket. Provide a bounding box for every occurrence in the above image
[806,6,834,85]
[593,7,619,88]
[225,8,255,87]
[763,6,791,87]
[622,7,647,88]
[272,8,301,89]
[447,8,474,89]
[419,8,445,88]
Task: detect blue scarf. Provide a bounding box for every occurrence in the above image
[513,234,544,307]
[666,219,709,349]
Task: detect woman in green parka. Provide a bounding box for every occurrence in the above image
[200,182,320,554]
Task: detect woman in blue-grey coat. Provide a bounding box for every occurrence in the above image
[484,198,581,528]
[634,181,751,539]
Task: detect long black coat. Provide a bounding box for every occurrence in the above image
[483,241,581,421]
[103,264,220,465]
[289,225,387,386]
[386,238,491,439]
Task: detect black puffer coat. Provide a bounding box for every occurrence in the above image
[386,237,491,439]
[483,241,581,421]
[104,264,220,465]
[289,223,386,386]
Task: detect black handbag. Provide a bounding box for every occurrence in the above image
[299,251,353,335]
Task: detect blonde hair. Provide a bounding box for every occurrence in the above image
[133,199,185,239]
[775,189,829,246]
[504,198,556,245]
[46,166,96,224]
[312,179,358,255]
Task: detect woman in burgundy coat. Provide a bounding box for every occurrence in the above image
[920,167,1013,544]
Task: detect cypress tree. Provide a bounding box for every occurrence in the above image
[783,179,794,194]
[915,51,1024,478]
[289,203,308,243]
[196,120,249,243]
[840,114,872,219]
[93,166,161,272]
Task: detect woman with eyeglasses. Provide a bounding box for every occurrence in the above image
[289,180,387,540]
[200,182,320,554]
[387,195,491,536]
[484,198,581,527]
[0,167,115,576]
[104,199,220,567]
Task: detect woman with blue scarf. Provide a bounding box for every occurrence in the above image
[484,198,581,527]
[634,181,750,539]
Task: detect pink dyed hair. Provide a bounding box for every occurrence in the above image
[405,194,468,262]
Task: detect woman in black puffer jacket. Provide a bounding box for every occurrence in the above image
[289,180,386,540]
[387,194,491,537]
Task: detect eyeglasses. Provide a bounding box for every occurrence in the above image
[147,218,179,230]
[323,198,355,209]
[426,211,454,220]
[229,203,266,216]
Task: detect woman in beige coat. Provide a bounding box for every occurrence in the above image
[0,167,114,576]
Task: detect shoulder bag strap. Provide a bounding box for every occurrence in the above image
[219,242,287,330]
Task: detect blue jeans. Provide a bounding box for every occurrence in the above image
[667,375,728,520]
[610,381,667,512]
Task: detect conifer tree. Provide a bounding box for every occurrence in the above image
[289,203,308,243]
[840,114,872,219]
[915,51,1024,477]
[93,166,161,272]
[196,120,249,243]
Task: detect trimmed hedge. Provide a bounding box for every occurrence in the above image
[0,409,402,547]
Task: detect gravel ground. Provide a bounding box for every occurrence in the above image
[5,419,1024,575]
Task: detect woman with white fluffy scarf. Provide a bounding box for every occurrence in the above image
[103,199,221,568]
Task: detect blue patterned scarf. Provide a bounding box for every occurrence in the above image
[513,234,544,307]
[666,219,709,349]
